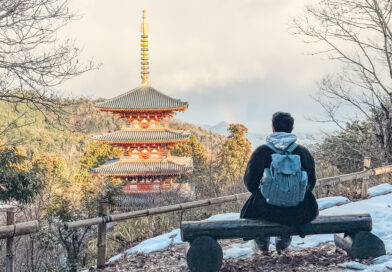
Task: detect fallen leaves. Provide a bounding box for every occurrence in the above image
[94,241,352,272]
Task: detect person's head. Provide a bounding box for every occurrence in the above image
[272,112,294,133]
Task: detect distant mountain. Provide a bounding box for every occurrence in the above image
[200,121,325,150]
[200,121,230,136]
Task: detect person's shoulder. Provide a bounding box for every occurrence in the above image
[255,144,272,152]
[295,144,313,157]
[252,144,272,156]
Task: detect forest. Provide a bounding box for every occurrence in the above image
[1,0,392,271]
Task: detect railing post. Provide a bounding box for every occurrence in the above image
[361,156,371,198]
[97,198,108,269]
[6,206,17,272]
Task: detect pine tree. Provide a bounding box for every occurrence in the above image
[0,144,43,203]
[215,124,252,194]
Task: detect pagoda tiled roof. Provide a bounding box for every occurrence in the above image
[92,129,190,144]
[90,156,193,176]
[95,86,188,111]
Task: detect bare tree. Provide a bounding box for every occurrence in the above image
[0,0,95,132]
[293,0,392,162]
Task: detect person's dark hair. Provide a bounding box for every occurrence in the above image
[272,112,294,133]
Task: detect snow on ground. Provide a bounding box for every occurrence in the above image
[223,240,255,259]
[317,196,350,210]
[101,184,392,271]
[368,183,392,197]
[106,229,182,263]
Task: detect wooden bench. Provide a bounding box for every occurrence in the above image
[181,213,386,272]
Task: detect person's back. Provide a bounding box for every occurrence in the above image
[240,112,318,252]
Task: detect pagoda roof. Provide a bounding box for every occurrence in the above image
[92,129,190,144]
[90,156,193,177]
[95,86,188,112]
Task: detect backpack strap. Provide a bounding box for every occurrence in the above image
[266,142,298,154]
[285,143,298,154]
[266,142,282,154]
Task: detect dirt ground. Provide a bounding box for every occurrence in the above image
[94,241,355,272]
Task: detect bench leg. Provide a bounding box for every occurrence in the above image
[254,237,270,252]
[334,231,386,259]
[186,236,223,272]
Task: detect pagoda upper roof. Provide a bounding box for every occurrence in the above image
[92,129,190,144]
[95,86,188,111]
[90,156,193,177]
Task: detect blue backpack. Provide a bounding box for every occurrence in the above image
[260,142,308,207]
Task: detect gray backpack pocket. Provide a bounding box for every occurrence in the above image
[260,157,308,207]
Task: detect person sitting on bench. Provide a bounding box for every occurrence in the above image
[240,112,318,253]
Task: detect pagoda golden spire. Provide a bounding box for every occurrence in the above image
[140,10,150,86]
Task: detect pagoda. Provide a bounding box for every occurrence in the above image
[90,10,193,193]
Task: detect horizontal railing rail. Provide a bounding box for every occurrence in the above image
[64,163,392,230]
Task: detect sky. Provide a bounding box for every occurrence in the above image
[60,0,340,133]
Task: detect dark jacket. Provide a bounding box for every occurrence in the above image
[240,144,318,225]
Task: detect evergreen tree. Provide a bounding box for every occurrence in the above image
[215,124,252,194]
[172,134,208,181]
[75,142,123,187]
[0,144,43,203]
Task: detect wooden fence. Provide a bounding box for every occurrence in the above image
[1,157,392,271]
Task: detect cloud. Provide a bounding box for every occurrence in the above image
[58,0,339,132]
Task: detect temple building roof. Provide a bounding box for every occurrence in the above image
[92,129,190,144]
[95,86,188,112]
[90,156,193,176]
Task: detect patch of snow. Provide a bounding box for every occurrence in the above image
[102,191,392,271]
[317,196,350,210]
[338,261,367,270]
[321,193,392,254]
[107,252,125,263]
[290,235,333,250]
[373,255,390,265]
[322,193,392,272]
[368,183,392,197]
[205,213,240,221]
[223,240,255,259]
[125,229,182,255]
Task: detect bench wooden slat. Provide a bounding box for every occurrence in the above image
[181,214,372,242]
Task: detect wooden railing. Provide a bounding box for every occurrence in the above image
[1,157,392,271]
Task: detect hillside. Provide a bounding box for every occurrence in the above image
[0,98,224,176]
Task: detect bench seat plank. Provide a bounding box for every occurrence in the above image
[181,214,372,242]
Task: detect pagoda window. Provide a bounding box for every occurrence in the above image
[142,149,148,153]
[141,119,148,128]
[140,179,145,183]
[130,179,137,183]
[146,178,151,183]
[153,179,160,183]
[150,148,159,158]
[132,149,139,153]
